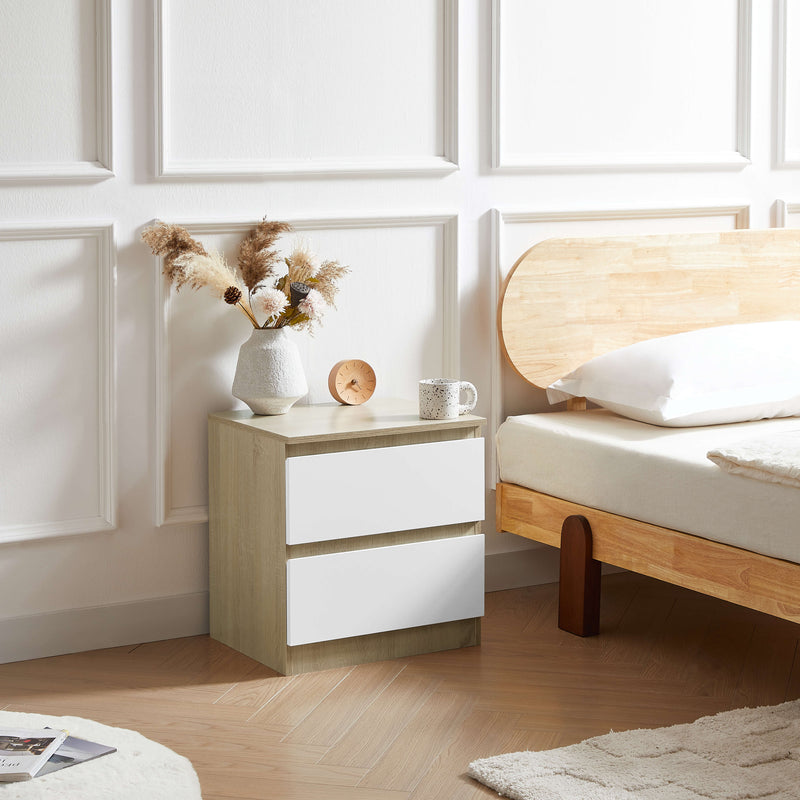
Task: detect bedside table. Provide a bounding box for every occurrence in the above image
[208,398,485,675]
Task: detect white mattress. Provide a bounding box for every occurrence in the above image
[497,409,800,564]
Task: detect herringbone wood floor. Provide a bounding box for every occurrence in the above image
[1,572,798,799]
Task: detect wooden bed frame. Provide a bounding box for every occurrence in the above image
[496,228,800,634]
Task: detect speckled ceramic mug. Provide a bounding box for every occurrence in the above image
[419,378,478,420]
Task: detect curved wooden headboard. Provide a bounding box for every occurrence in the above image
[499,228,800,389]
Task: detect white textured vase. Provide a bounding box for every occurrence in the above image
[232,327,308,415]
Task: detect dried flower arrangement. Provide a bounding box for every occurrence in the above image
[141,218,349,331]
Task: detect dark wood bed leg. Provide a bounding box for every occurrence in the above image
[558,515,601,636]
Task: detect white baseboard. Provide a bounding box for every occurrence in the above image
[485,546,625,593]
[0,592,209,665]
[484,545,561,592]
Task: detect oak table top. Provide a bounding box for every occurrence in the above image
[209,397,485,443]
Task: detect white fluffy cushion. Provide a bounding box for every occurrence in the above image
[547,321,800,427]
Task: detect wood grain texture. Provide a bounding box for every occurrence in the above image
[288,522,476,559]
[287,424,481,458]
[358,690,475,792]
[497,481,800,624]
[285,619,480,675]
[499,228,800,388]
[0,578,797,799]
[282,661,406,747]
[212,398,485,444]
[209,419,288,671]
[319,671,441,769]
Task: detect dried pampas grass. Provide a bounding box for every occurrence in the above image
[173,250,238,297]
[312,260,349,307]
[237,219,293,291]
[285,242,319,285]
[141,221,208,286]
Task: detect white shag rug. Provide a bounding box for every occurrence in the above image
[0,711,202,799]
[469,699,800,800]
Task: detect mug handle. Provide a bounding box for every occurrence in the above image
[458,381,478,415]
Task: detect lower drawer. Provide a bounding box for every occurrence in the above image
[286,535,484,646]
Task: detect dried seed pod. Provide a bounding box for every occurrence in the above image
[224,286,243,305]
[290,281,311,307]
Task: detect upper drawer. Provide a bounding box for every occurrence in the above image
[285,437,484,545]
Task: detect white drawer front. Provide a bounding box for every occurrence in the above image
[286,534,484,646]
[285,437,484,545]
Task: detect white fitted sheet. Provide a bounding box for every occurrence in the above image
[497,409,800,564]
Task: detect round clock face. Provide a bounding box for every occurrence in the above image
[328,359,377,405]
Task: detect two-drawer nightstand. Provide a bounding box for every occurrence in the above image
[208,398,486,675]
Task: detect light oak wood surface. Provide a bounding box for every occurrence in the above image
[497,482,800,623]
[212,399,484,443]
[209,420,288,671]
[499,228,800,388]
[1,577,797,799]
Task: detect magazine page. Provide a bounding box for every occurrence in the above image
[0,728,69,782]
[37,733,117,776]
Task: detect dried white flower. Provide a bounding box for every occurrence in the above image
[287,241,320,281]
[257,287,289,319]
[298,288,326,320]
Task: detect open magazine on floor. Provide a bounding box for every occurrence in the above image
[38,730,117,776]
[0,728,69,781]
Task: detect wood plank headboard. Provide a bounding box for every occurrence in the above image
[498,228,800,389]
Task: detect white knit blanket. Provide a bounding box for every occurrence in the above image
[707,430,800,488]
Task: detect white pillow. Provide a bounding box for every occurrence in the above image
[547,321,800,427]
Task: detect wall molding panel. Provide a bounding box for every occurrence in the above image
[776,199,800,226]
[155,0,459,178]
[776,0,800,168]
[155,214,459,526]
[491,0,751,172]
[0,223,116,543]
[489,204,751,484]
[0,0,113,182]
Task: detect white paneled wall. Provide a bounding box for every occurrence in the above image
[493,0,750,169]
[0,0,112,179]
[0,224,115,543]
[157,0,457,175]
[0,0,798,660]
[779,0,800,166]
